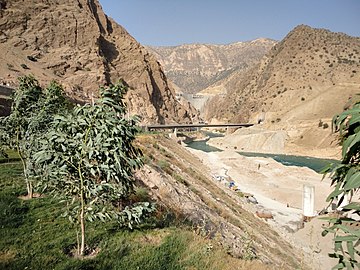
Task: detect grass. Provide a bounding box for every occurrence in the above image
[0,162,265,270]
[0,149,21,164]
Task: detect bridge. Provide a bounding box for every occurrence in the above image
[142,123,253,135]
[144,123,253,130]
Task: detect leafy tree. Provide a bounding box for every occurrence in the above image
[0,75,68,197]
[322,96,360,269]
[34,81,154,256]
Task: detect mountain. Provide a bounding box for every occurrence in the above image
[0,0,195,124]
[203,25,360,156]
[146,39,276,94]
[205,25,360,123]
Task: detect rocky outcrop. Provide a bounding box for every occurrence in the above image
[147,39,276,94]
[0,0,194,123]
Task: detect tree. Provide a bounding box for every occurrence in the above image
[322,96,360,269]
[34,81,154,256]
[0,76,68,197]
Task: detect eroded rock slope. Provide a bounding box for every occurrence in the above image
[0,0,195,123]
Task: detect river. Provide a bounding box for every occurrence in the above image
[185,131,339,173]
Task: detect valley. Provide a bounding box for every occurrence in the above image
[0,0,359,269]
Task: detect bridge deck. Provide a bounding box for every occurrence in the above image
[143,123,253,129]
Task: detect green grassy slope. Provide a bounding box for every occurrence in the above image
[0,162,266,270]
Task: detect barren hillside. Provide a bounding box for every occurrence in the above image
[146,39,276,94]
[205,25,360,124]
[0,0,195,123]
[203,25,360,157]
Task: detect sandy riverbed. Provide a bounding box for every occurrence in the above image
[185,146,337,269]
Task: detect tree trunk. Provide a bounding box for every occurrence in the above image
[17,131,33,198]
[80,191,85,256]
[26,180,33,198]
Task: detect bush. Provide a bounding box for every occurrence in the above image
[157,159,169,170]
[27,56,37,62]
[20,63,29,70]
[318,120,323,127]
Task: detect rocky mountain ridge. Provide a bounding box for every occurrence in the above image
[203,25,360,156]
[205,25,360,123]
[0,0,195,123]
[146,38,276,94]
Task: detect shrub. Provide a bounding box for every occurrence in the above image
[157,159,169,170]
[20,64,29,70]
[27,56,37,62]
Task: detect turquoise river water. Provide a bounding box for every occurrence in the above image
[185,132,339,173]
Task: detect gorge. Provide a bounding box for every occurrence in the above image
[1,1,359,269]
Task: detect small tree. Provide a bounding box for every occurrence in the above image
[322,97,360,269]
[0,76,68,197]
[34,81,154,256]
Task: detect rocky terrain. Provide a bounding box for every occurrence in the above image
[146,39,276,94]
[203,25,360,157]
[0,0,196,123]
[137,134,309,269]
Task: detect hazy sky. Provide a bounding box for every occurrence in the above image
[99,0,360,46]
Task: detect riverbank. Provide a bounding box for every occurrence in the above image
[205,124,341,159]
[184,146,336,269]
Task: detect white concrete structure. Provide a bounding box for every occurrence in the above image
[303,185,316,217]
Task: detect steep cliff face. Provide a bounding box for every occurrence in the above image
[147,39,276,94]
[0,0,194,123]
[204,25,360,123]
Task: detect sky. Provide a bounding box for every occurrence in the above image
[99,0,360,46]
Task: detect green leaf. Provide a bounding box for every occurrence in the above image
[348,114,360,126]
[327,182,343,201]
[342,134,356,159]
[331,262,345,270]
[343,172,360,191]
[342,202,360,210]
[335,235,359,242]
[347,241,355,260]
[348,131,360,151]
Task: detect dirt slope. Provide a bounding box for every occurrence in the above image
[137,134,311,269]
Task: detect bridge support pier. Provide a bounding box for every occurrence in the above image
[174,128,178,137]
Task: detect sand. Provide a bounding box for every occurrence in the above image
[185,146,337,269]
